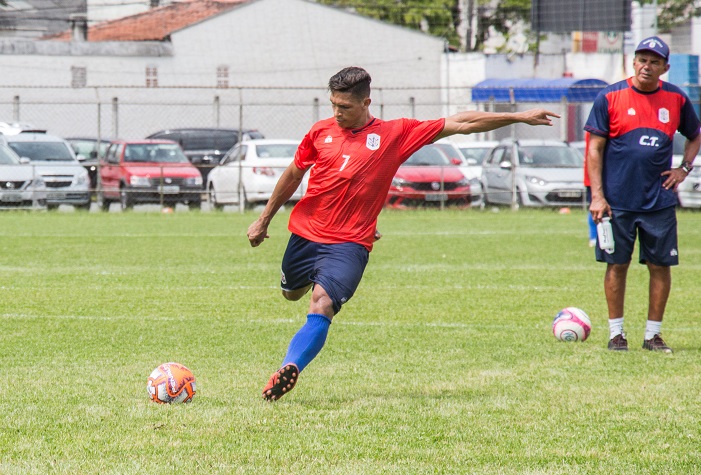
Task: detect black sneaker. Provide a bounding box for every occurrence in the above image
[608,333,628,351]
[261,363,299,401]
[643,334,673,354]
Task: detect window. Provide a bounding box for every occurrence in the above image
[71,66,86,88]
[146,66,158,88]
[106,144,121,164]
[486,148,505,166]
[216,65,229,88]
[222,145,246,165]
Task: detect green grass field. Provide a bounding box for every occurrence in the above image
[1,207,701,474]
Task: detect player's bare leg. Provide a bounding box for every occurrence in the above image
[643,263,673,353]
[282,283,312,301]
[263,286,334,401]
[605,263,629,351]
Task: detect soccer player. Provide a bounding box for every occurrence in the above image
[247,66,558,401]
[585,36,701,353]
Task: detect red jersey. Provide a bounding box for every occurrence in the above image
[289,116,445,251]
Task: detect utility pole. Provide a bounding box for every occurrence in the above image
[458,0,476,51]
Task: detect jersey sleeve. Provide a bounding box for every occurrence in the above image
[678,95,701,140]
[293,132,317,170]
[584,92,610,138]
[397,118,445,161]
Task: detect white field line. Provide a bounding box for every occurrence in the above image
[0,229,582,238]
[1,313,699,333]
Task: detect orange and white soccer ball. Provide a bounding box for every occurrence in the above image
[147,362,197,404]
[552,307,592,342]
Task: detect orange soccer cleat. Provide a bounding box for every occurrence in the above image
[262,363,299,401]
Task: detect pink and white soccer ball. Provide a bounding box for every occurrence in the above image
[552,307,592,342]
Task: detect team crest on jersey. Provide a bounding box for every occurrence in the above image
[324,135,333,143]
[366,133,380,150]
[627,108,636,116]
[658,108,670,124]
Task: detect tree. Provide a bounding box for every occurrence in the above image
[315,0,462,49]
[314,0,534,52]
[639,0,701,33]
[475,0,530,50]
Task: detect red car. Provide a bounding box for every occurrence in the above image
[98,139,203,211]
[386,144,471,208]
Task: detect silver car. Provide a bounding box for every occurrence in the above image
[0,143,46,209]
[481,139,585,207]
[1,132,91,210]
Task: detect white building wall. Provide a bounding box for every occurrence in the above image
[0,0,446,139]
[1,0,697,140]
[87,0,151,24]
[693,17,701,58]
[171,0,445,90]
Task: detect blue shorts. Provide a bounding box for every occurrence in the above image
[281,234,369,314]
[595,207,678,266]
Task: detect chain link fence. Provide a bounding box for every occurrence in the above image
[2,84,696,212]
[0,84,593,140]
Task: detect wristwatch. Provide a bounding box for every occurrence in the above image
[681,161,694,174]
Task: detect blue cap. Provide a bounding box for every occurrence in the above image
[635,36,669,60]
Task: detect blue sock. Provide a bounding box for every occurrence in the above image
[282,313,332,373]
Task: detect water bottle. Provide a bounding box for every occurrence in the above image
[597,216,614,254]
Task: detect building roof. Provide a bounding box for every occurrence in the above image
[46,0,249,42]
[471,78,609,103]
[1,0,85,37]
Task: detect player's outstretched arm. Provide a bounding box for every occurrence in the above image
[437,109,559,140]
[247,162,307,247]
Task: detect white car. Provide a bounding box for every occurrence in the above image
[481,139,585,207]
[206,139,306,209]
[454,140,500,169]
[448,140,499,206]
[0,143,46,209]
[569,141,585,159]
[432,140,482,207]
[1,132,91,210]
[672,133,701,208]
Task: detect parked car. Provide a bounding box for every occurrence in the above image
[436,139,492,207]
[0,131,91,210]
[66,137,113,196]
[672,132,701,208]
[481,139,585,207]
[569,140,585,159]
[207,139,305,209]
[0,143,46,208]
[98,139,203,211]
[454,140,500,167]
[0,121,43,136]
[386,143,471,208]
[146,127,265,183]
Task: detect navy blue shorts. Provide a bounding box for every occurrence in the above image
[281,234,369,314]
[595,207,678,266]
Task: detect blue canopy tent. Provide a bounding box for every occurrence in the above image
[471,78,608,103]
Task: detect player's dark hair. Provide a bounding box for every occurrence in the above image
[328,67,371,99]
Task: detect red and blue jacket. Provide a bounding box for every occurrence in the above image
[585,78,700,211]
